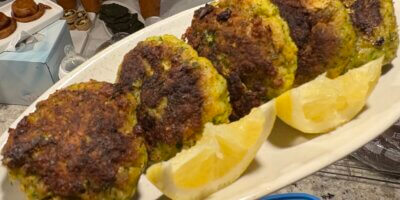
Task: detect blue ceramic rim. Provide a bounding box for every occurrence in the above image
[260,193,320,200]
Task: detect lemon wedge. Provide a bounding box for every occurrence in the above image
[276,57,384,134]
[146,101,276,200]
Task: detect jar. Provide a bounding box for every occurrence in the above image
[59,45,86,79]
[56,0,77,10]
[81,0,101,13]
[139,0,160,19]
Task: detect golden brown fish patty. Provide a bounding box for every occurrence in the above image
[184,0,298,120]
[340,0,398,68]
[2,81,147,200]
[118,35,231,164]
[271,0,357,85]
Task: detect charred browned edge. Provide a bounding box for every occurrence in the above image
[271,0,340,85]
[1,81,141,198]
[119,42,204,159]
[184,4,278,121]
[348,0,382,36]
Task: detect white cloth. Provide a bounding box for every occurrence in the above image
[4,31,43,52]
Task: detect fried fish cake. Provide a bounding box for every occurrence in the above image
[2,81,147,200]
[183,0,298,120]
[271,0,358,84]
[117,35,231,164]
[340,0,399,68]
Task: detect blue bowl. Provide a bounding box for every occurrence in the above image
[260,193,320,200]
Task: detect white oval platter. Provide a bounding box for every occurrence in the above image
[0,2,400,200]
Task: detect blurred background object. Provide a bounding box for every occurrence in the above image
[81,0,213,57]
[57,0,76,10]
[0,0,12,6]
[0,20,72,105]
[95,31,129,53]
[59,44,86,79]
[80,0,100,13]
[144,16,161,26]
[99,1,144,36]
[352,119,400,173]
[159,0,210,18]
[139,0,159,19]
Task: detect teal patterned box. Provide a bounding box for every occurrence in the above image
[0,20,72,105]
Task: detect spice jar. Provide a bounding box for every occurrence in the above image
[57,0,77,10]
[81,0,101,13]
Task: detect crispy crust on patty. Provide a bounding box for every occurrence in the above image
[186,7,275,120]
[350,0,382,35]
[340,0,398,67]
[272,0,357,84]
[184,2,297,120]
[119,40,204,162]
[118,35,230,163]
[2,81,145,198]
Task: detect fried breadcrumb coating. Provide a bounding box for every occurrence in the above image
[2,81,147,200]
[118,35,231,164]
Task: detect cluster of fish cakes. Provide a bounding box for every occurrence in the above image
[1,35,231,199]
[270,0,357,84]
[1,0,398,199]
[184,0,298,120]
[184,0,398,119]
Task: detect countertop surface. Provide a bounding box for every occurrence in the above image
[1,104,399,200]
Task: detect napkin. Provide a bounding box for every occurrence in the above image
[4,31,43,52]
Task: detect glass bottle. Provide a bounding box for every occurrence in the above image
[59,45,86,79]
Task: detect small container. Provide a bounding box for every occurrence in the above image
[260,193,320,200]
[59,45,86,79]
[81,0,101,13]
[63,9,77,24]
[76,10,88,20]
[57,0,77,10]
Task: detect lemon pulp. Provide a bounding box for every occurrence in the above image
[146,101,276,200]
[276,57,384,134]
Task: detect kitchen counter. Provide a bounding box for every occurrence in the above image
[1,104,399,200]
[276,174,400,200]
